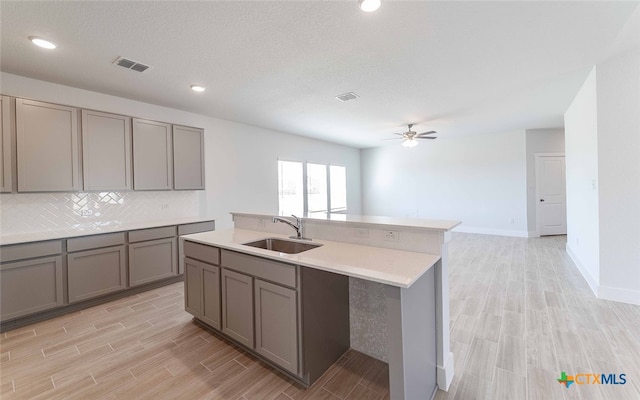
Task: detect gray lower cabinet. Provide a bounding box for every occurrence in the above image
[201,263,221,329]
[132,118,173,190]
[81,109,132,191]
[16,98,80,192]
[67,245,127,303]
[221,268,254,348]
[184,257,203,317]
[1,95,12,193]
[183,241,348,386]
[129,237,178,286]
[254,279,298,374]
[185,257,221,330]
[0,256,64,321]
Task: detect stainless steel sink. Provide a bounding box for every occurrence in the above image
[242,238,322,254]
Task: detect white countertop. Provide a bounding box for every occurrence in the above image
[232,212,461,231]
[182,228,441,288]
[0,216,215,246]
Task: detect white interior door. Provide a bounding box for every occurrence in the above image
[536,155,567,236]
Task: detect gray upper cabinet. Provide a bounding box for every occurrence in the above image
[0,96,12,193]
[16,98,80,192]
[81,110,132,191]
[173,125,205,190]
[132,118,172,190]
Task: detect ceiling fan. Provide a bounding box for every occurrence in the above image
[384,124,437,147]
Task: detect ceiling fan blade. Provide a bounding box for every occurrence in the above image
[416,131,437,137]
[416,136,437,140]
[392,132,404,136]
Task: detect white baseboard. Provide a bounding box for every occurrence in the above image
[437,351,455,391]
[598,286,640,306]
[452,226,530,238]
[565,243,599,296]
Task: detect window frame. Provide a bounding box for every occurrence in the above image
[277,158,346,215]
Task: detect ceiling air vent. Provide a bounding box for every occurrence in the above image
[335,92,359,102]
[113,56,150,73]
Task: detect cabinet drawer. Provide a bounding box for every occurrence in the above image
[129,226,176,243]
[221,250,297,288]
[184,241,220,265]
[178,221,215,235]
[0,240,63,263]
[67,245,127,303]
[67,232,126,252]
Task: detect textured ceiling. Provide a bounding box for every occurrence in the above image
[1,1,638,148]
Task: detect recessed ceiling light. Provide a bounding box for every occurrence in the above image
[359,0,381,12]
[29,36,56,50]
[190,85,206,93]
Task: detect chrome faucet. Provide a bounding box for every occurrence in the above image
[272,215,309,240]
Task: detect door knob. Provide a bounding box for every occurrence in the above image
[540,199,545,202]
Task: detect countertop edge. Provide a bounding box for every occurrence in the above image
[1,216,216,246]
[231,212,462,232]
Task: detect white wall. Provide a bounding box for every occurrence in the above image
[564,68,601,291]
[0,73,362,230]
[361,130,529,237]
[525,128,565,234]
[596,48,640,302]
[564,47,640,305]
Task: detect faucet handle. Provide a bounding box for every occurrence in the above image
[291,214,300,222]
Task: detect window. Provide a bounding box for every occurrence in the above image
[277,161,304,216]
[278,160,347,216]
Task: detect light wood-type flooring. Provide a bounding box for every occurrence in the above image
[2,233,639,399]
[435,233,640,400]
[0,283,389,399]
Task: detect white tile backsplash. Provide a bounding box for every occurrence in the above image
[0,191,199,235]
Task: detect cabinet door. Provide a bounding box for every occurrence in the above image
[82,110,131,191]
[254,279,298,374]
[129,237,177,286]
[173,125,204,190]
[16,99,79,192]
[67,245,126,303]
[221,268,254,348]
[1,96,12,193]
[201,263,221,330]
[0,256,63,321]
[184,257,203,317]
[132,118,172,190]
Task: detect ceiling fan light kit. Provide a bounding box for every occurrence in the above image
[359,0,381,12]
[29,36,56,49]
[384,123,438,147]
[402,138,418,148]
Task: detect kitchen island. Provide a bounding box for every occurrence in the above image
[182,212,460,400]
